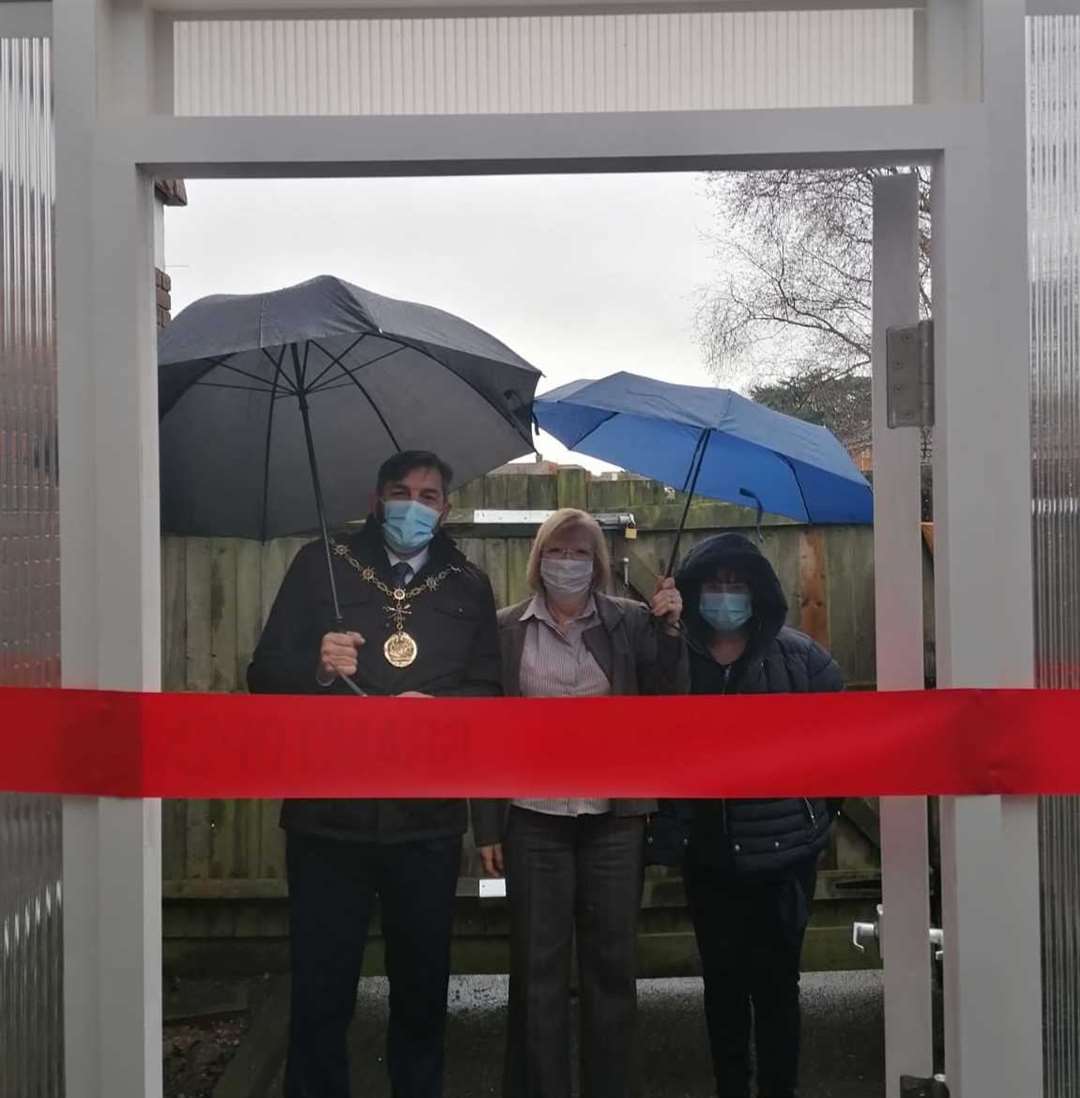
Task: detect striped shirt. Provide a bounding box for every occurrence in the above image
[513,594,611,818]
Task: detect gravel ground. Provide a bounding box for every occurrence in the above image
[267,971,885,1097]
[164,1017,248,1098]
[164,976,277,1098]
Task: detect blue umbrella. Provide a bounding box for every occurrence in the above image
[533,371,872,572]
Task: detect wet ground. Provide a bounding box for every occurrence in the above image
[265,972,885,1097]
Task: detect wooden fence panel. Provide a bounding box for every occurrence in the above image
[506,539,533,607]
[798,530,830,648]
[826,526,877,688]
[451,478,485,510]
[210,539,239,693]
[587,478,629,512]
[235,539,263,691]
[162,537,187,693]
[527,475,558,510]
[161,469,887,899]
[767,527,804,631]
[185,538,213,692]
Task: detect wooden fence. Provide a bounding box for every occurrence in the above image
[160,466,925,972]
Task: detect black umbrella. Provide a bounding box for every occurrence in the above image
[159,275,541,686]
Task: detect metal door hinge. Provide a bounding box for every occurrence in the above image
[900,1075,949,1097]
[886,318,934,428]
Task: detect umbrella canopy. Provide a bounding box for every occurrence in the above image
[533,371,873,526]
[159,275,541,540]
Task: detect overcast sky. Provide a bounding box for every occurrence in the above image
[165,173,726,470]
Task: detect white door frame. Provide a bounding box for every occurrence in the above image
[872,172,934,1098]
[44,1,1041,1096]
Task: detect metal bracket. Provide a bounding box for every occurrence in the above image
[886,318,935,428]
[929,926,944,962]
[852,902,883,954]
[465,509,636,530]
[851,907,944,963]
[900,1075,950,1097]
[456,877,507,899]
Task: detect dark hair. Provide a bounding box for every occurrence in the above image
[376,450,454,497]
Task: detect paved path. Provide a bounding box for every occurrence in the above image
[271,972,885,1097]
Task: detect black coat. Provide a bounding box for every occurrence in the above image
[655,533,844,877]
[247,516,502,844]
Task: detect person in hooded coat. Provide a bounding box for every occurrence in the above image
[671,532,844,1098]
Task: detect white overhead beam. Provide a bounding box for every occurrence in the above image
[0,1,51,37]
[105,105,975,178]
[10,0,1071,33]
[149,0,924,17]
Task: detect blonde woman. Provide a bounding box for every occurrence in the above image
[472,508,687,1098]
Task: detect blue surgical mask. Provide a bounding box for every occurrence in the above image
[699,591,752,633]
[381,499,441,555]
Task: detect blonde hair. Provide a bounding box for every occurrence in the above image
[526,508,613,594]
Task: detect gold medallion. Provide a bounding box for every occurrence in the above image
[329,538,460,674]
[384,630,419,668]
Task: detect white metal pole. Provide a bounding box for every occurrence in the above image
[55,0,164,1093]
[872,172,934,1098]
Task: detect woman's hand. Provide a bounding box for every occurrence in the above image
[478,843,505,877]
[650,576,683,632]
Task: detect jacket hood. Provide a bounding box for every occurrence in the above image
[675,532,788,652]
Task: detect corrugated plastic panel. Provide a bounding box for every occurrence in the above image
[0,32,63,1098]
[175,10,913,116]
[1029,16,1080,1098]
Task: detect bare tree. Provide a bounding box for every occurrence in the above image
[697,168,931,453]
[748,371,873,452]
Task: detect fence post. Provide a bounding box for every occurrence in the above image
[557,467,588,511]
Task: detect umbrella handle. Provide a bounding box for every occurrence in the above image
[337,671,367,697]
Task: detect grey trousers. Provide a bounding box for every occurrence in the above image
[503,806,645,1098]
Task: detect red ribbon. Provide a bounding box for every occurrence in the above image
[2,687,1078,798]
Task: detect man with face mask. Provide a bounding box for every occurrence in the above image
[668,531,844,1098]
[248,450,501,1098]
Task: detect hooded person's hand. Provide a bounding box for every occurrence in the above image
[650,576,683,633]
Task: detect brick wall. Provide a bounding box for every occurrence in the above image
[156,268,172,328]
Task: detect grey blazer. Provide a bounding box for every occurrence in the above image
[470,591,689,846]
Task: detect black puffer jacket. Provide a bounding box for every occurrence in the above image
[667,532,844,877]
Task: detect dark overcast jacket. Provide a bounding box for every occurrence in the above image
[667,533,844,877]
[248,515,501,844]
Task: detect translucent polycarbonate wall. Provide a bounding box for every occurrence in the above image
[0,796,63,1097]
[1029,16,1080,1098]
[174,9,914,117]
[0,34,63,1098]
[0,37,56,688]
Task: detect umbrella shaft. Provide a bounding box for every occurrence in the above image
[666,428,710,577]
[297,384,344,625]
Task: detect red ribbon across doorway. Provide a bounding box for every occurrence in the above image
[1,686,1078,799]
